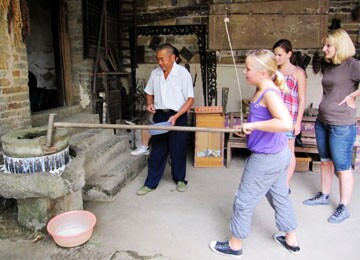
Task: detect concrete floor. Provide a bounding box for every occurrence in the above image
[1,151,359,260]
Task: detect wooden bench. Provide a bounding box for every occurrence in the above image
[225,113,360,169]
[294,117,318,154]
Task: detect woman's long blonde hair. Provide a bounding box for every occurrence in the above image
[323,29,356,64]
[248,49,287,91]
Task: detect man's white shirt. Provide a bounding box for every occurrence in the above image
[144,62,194,111]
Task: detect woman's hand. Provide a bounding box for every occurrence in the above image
[241,122,254,135]
[293,122,301,136]
[234,125,245,137]
[339,95,356,109]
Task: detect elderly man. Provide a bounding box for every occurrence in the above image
[136,43,194,195]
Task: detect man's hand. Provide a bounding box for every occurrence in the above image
[168,115,177,126]
[146,104,156,113]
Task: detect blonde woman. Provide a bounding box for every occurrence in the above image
[303,29,360,224]
[209,49,300,257]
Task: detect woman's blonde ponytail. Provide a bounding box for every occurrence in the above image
[273,70,288,92]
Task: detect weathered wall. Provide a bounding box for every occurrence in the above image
[0,0,359,138]
[137,0,359,114]
[66,0,92,111]
[138,0,359,62]
[329,0,360,44]
[209,0,329,49]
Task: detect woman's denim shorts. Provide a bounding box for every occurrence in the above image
[315,119,356,172]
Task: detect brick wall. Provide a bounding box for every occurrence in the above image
[0,11,31,137]
[0,0,94,137]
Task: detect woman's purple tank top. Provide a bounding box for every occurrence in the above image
[246,89,287,153]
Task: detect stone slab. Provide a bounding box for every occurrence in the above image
[51,244,116,260]
[0,153,85,199]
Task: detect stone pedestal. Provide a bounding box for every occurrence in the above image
[0,153,85,231]
[17,190,83,230]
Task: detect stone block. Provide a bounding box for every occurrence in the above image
[12,70,20,77]
[7,102,28,110]
[2,86,28,95]
[0,61,8,70]
[8,93,29,102]
[0,78,11,86]
[311,160,321,173]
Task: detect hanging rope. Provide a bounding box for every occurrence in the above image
[223,5,244,126]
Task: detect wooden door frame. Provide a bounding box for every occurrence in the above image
[130,24,217,108]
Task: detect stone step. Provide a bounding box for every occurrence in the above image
[70,128,129,159]
[57,112,100,136]
[83,153,147,201]
[62,113,148,201]
[69,127,147,201]
[69,128,115,149]
[83,134,130,177]
[32,108,100,137]
[31,105,86,127]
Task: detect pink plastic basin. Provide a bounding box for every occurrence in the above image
[47,210,96,247]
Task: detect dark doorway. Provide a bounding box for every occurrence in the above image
[27,0,71,113]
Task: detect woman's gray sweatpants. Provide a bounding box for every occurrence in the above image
[230,147,298,239]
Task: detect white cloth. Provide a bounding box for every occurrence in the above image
[144,62,194,111]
